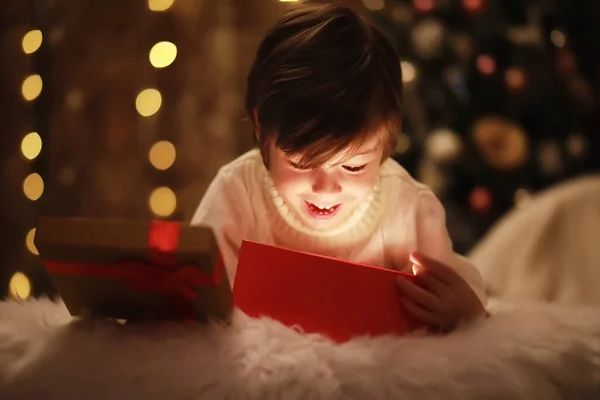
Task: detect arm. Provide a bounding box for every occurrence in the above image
[191,170,254,286]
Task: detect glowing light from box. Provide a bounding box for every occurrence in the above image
[363,0,385,11]
[23,173,44,201]
[148,0,174,11]
[400,60,417,84]
[21,74,43,101]
[149,41,177,68]
[136,88,162,117]
[21,132,42,160]
[149,141,176,170]
[9,272,31,301]
[149,187,177,217]
[279,0,300,2]
[25,228,39,255]
[22,30,43,54]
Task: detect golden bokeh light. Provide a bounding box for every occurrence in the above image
[23,173,44,201]
[550,30,566,48]
[22,30,43,54]
[396,133,411,154]
[21,132,42,160]
[148,0,174,11]
[9,272,31,301]
[135,88,162,117]
[149,187,177,217]
[363,0,385,11]
[149,141,177,170]
[21,74,43,101]
[149,41,178,68]
[25,228,39,255]
[400,60,417,84]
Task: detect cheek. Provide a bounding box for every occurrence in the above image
[346,169,379,198]
[270,166,306,199]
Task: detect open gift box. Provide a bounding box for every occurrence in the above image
[233,240,423,342]
[34,217,233,322]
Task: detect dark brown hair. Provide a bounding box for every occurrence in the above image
[246,3,403,169]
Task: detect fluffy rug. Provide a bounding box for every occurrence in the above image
[0,298,599,400]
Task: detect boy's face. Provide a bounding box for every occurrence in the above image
[268,136,383,231]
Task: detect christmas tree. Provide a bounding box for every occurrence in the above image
[362,0,599,253]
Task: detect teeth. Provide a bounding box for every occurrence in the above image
[316,205,333,211]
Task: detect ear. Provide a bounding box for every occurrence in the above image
[253,108,260,141]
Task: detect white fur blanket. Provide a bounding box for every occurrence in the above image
[0,299,599,399]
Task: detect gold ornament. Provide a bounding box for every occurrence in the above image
[471,116,529,171]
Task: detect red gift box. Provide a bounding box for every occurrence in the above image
[34,217,233,322]
[233,240,422,342]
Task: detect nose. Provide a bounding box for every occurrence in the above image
[312,169,342,194]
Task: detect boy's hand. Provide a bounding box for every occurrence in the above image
[396,252,485,333]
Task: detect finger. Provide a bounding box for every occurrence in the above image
[414,272,449,296]
[399,297,438,325]
[396,277,441,311]
[410,252,459,285]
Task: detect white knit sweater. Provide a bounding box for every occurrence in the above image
[192,149,486,304]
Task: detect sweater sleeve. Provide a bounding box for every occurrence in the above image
[190,169,253,287]
[414,189,488,306]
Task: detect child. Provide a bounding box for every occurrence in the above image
[192,4,486,333]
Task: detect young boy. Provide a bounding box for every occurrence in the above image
[192,4,486,332]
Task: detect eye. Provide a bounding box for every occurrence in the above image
[342,164,367,173]
[288,160,311,171]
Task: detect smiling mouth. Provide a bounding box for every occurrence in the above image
[304,201,342,220]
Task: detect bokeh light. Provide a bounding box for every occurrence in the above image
[21,74,43,101]
[426,129,463,163]
[476,55,496,75]
[21,132,42,160]
[149,41,178,68]
[23,173,44,201]
[462,0,485,14]
[149,187,177,217]
[148,0,174,11]
[469,187,493,214]
[25,228,39,255]
[136,88,162,117]
[400,60,417,84]
[22,30,43,54]
[414,0,435,13]
[9,272,31,301]
[550,30,566,48]
[565,133,587,159]
[396,133,411,154]
[149,140,177,170]
[363,0,385,11]
[505,67,527,92]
